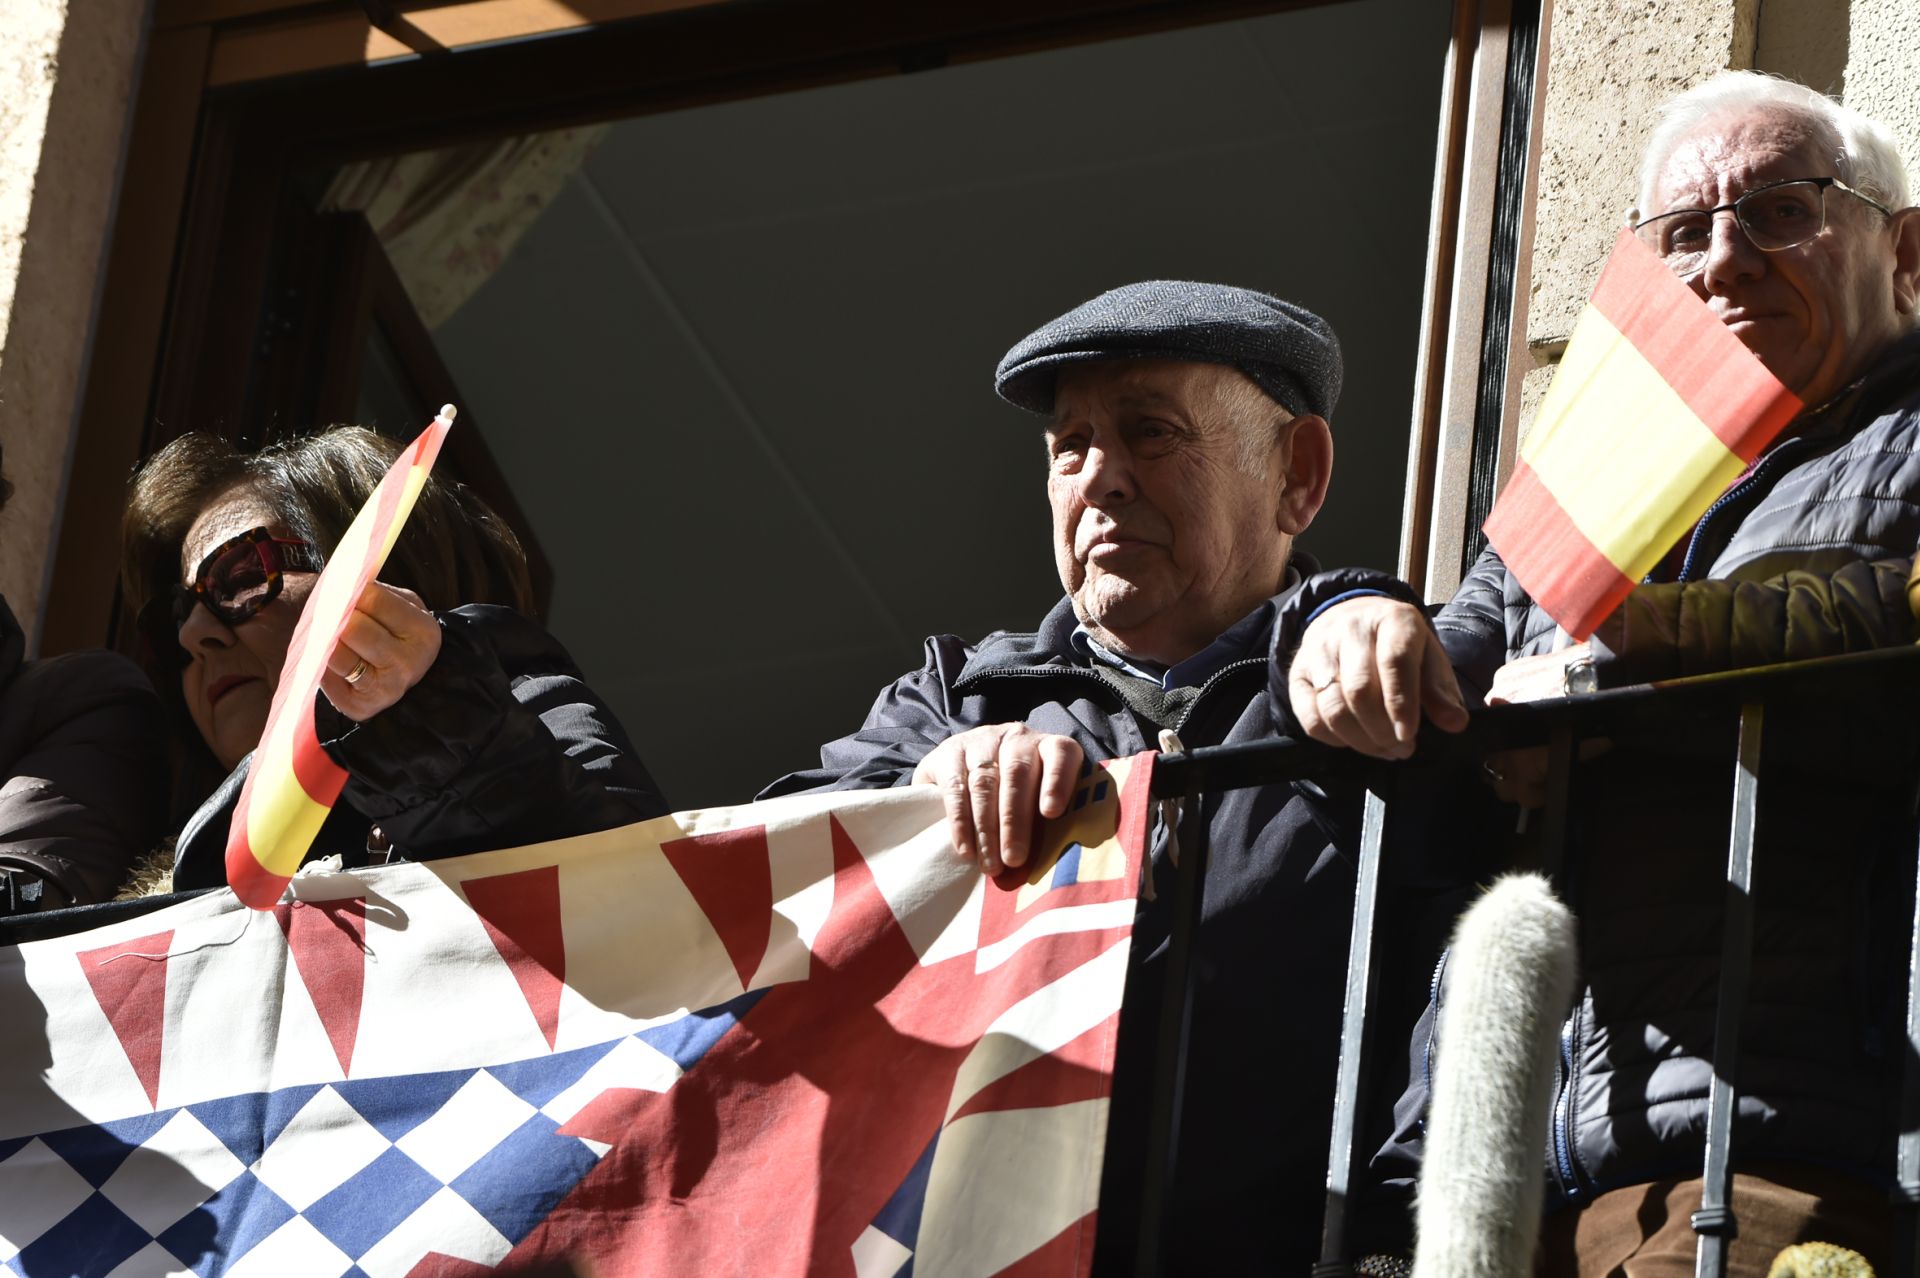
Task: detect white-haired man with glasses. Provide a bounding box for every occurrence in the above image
[1301,74,1920,1270]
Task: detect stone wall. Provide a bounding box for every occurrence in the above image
[0,0,144,649]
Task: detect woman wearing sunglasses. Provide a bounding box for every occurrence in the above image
[122,427,666,888]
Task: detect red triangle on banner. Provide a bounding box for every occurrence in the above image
[992,1213,1100,1278]
[77,931,174,1108]
[463,865,566,1049]
[660,827,773,992]
[276,899,368,1075]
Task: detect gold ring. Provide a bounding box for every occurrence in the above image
[344,657,369,685]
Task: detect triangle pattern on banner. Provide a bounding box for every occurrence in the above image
[276,898,368,1076]
[463,865,566,1050]
[661,826,773,992]
[39,1112,174,1188]
[77,930,174,1108]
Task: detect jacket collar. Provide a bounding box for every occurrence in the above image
[1791,328,1920,443]
[956,550,1319,686]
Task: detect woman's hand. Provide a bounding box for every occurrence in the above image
[320,582,442,721]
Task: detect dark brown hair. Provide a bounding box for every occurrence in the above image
[123,426,534,629]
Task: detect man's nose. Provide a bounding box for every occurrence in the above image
[175,600,235,656]
[1698,209,1766,294]
[1076,442,1135,507]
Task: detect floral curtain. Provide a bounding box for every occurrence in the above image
[321,125,608,329]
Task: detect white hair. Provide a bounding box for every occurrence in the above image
[1635,71,1912,217]
[1213,367,1294,480]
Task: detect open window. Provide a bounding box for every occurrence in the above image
[55,0,1533,804]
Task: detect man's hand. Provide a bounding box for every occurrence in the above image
[1485,643,1592,705]
[1481,643,1604,808]
[1288,596,1470,758]
[912,724,1084,875]
[320,581,444,721]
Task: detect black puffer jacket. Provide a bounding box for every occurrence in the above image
[173,605,666,886]
[0,596,166,908]
[1369,333,1920,1228]
[762,557,1416,1276]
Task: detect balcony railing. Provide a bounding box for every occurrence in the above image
[8,644,1920,1276]
[1141,642,1920,1277]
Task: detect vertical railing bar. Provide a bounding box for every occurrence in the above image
[1536,722,1574,889]
[1894,813,1920,1273]
[1314,782,1392,1277]
[1134,773,1211,1277]
[1692,702,1764,1278]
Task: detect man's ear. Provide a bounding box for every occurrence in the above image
[1890,207,1920,317]
[1274,414,1333,536]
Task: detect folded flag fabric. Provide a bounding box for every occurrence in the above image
[1482,230,1803,638]
[0,755,1152,1277]
[226,409,454,910]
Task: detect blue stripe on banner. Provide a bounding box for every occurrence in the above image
[869,1130,939,1266]
[481,1037,628,1109]
[449,1112,601,1243]
[301,1146,440,1259]
[638,988,769,1071]
[323,1073,470,1145]
[11,1192,150,1277]
[38,1113,172,1188]
[186,1087,319,1167]
[1051,844,1083,890]
[258,1085,328,1154]
[155,1171,294,1278]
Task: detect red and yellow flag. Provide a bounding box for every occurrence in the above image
[1482,230,1803,638]
[225,408,454,908]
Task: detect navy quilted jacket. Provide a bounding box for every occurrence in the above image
[1368,332,1920,1233]
[762,557,1416,1277]
[173,606,667,886]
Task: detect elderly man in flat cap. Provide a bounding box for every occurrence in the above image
[1311,74,1920,1271]
[764,280,1425,1273]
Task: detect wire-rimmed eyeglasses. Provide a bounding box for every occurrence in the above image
[1632,176,1892,278]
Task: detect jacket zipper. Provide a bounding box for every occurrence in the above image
[954,656,1266,738]
[1420,949,1449,1125]
[1672,435,1816,582]
[1551,1015,1582,1199]
[1173,657,1266,732]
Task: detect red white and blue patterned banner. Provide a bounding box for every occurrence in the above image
[0,757,1151,1276]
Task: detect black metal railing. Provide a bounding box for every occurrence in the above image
[1142,643,1920,1278]
[9,646,1920,1275]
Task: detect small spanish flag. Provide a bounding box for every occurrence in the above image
[1482,230,1803,638]
[225,408,454,908]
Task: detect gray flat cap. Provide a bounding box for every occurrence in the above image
[994,280,1342,420]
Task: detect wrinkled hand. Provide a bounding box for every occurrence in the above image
[1288,597,1470,758]
[1480,647,1605,807]
[1486,643,1592,705]
[912,724,1084,875]
[319,581,443,721]
[1480,739,1613,809]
